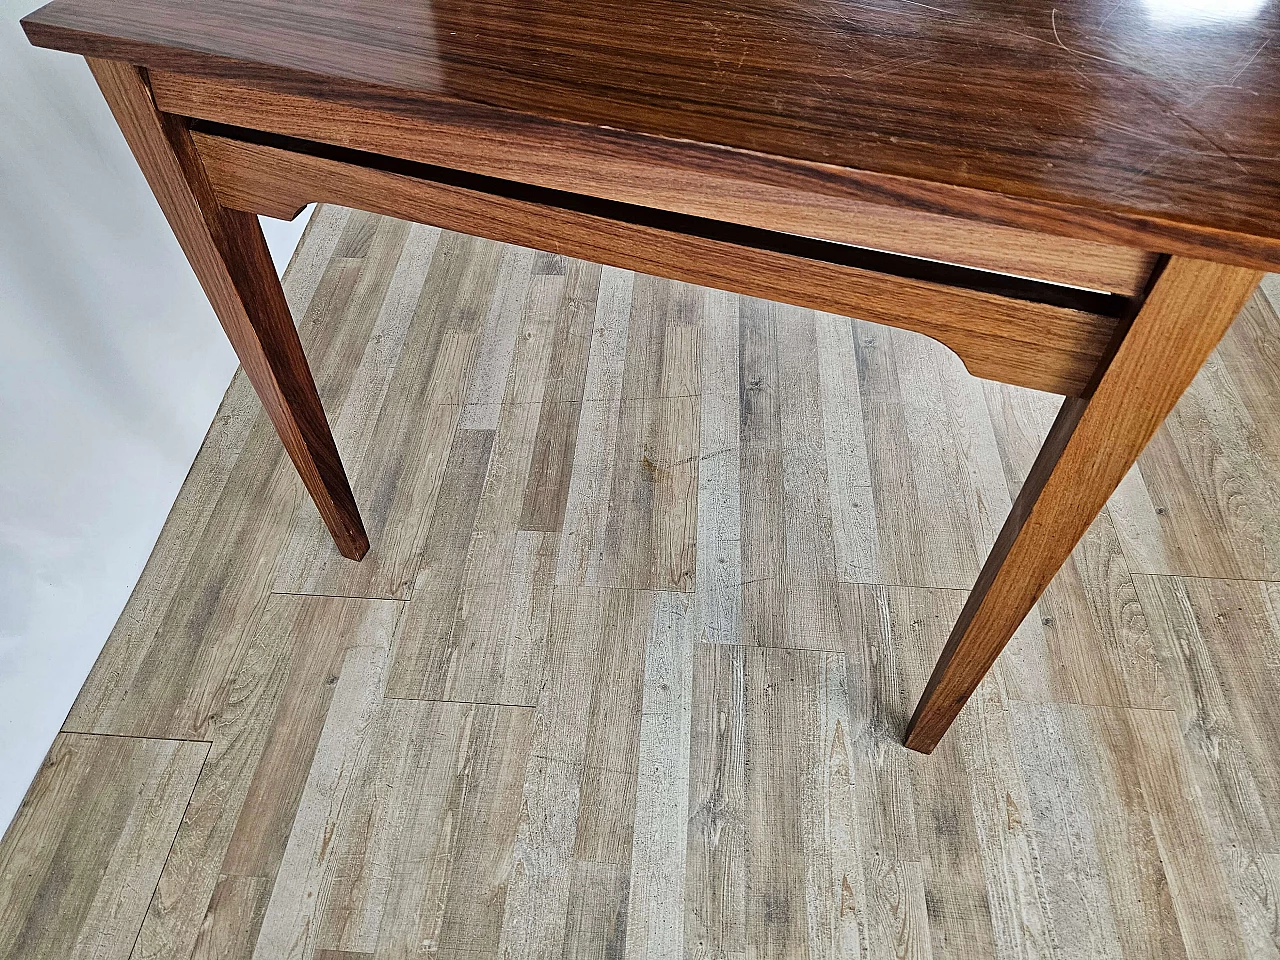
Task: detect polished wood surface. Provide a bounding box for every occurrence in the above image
[20,0,1280,268]
[4,207,1280,958]
[87,59,368,559]
[191,128,1121,397]
[906,257,1264,752]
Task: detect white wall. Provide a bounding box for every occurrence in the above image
[0,6,309,829]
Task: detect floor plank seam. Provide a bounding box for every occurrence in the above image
[547,582,696,595]
[693,638,852,656]
[1001,695,1184,715]
[379,695,537,709]
[127,739,213,960]
[269,589,410,602]
[833,577,972,593]
[1132,570,1280,586]
[55,728,216,746]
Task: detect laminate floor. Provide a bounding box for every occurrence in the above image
[3,205,1280,960]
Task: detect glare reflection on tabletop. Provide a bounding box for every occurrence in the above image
[1139,0,1267,26]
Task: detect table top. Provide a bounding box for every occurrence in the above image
[22,0,1280,266]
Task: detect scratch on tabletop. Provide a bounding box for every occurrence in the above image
[839,0,955,16]
[1097,0,1124,28]
[1182,38,1269,109]
[847,54,934,83]
[1050,8,1123,66]
[1050,8,1068,50]
[841,0,1057,50]
[1229,38,1270,86]
[895,0,955,15]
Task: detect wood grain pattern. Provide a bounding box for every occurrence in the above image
[0,734,207,960]
[62,205,376,743]
[1108,291,1280,581]
[981,379,1171,714]
[382,428,494,694]
[133,594,402,960]
[189,130,1118,397]
[86,59,367,559]
[518,259,602,531]
[4,211,1279,959]
[253,645,533,959]
[738,299,843,650]
[906,257,1263,752]
[21,0,1280,268]
[272,227,500,599]
[848,316,1009,591]
[153,71,1177,285]
[1134,575,1280,958]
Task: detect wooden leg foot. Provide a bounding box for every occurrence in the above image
[88,57,368,560]
[905,256,1261,753]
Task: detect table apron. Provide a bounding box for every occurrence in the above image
[192,126,1127,398]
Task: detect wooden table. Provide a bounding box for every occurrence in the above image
[22,0,1279,753]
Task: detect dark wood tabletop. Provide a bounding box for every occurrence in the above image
[22,0,1280,260]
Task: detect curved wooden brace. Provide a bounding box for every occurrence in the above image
[191,126,1125,397]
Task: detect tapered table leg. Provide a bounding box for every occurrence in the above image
[87,57,368,560]
[905,256,1261,753]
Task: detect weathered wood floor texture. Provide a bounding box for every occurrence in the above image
[4,205,1280,960]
